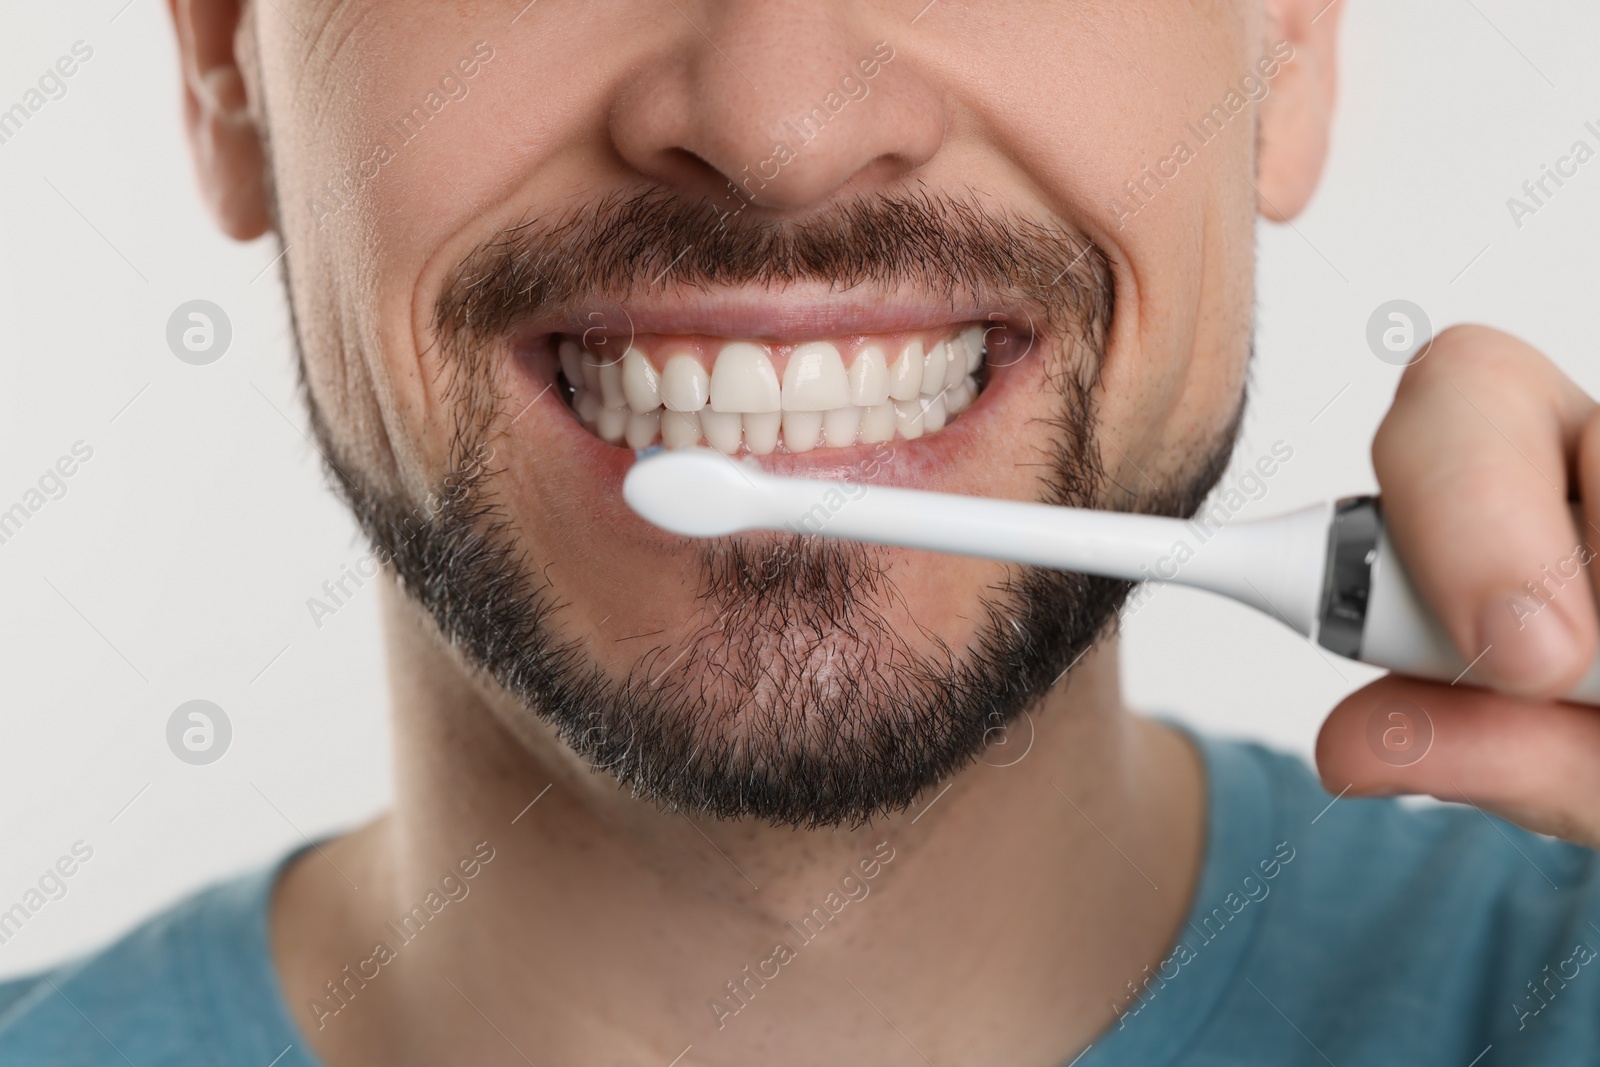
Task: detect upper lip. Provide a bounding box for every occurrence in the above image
[507,281,1032,346]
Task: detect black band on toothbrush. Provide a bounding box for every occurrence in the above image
[1317,495,1382,659]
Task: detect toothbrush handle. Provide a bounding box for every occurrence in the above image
[1319,497,1600,706]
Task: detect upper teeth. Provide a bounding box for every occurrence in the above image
[561,327,987,454]
[710,342,781,413]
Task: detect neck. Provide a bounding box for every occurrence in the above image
[275,575,1205,1067]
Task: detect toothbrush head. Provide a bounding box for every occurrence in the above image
[624,447,769,537]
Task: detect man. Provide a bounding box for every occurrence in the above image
[4,0,1600,1063]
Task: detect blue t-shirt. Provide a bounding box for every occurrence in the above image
[5,732,1600,1065]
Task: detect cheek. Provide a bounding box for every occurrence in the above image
[262,7,513,485]
[1089,187,1254,494]
[968,13,1257,491]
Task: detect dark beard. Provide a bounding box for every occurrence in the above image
[292,190,1241,828]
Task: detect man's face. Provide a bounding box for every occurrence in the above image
[222,0,1303,825]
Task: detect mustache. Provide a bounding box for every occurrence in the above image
[432,187,1115,363]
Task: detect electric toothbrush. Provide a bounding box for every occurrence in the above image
[622,447,1600,706]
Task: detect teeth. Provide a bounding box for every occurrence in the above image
[559,340,585,389]
[575,390,602,425]
[625,410,660,449]
[782,342,850,411]
[847,345,890,406]
[944,339,970,391]
[623,348,662,413]
[861,402,896,443]
[892,398,925,440]
[960,326,986,374]
[782,411,824,453]
[700,409,743,454]
[823,406,863,447]
[564,331,985,451]
[887,341,922,402]
[598,357,626,409]
[660,354,710,412]
[921,341,952,396]
[946,379,974,414]
[597,405,629,444]
[743,411,782,455]
[661,409,702,449]
[579,353,602,394]
[921,342,953,396]
[710,342,782,413]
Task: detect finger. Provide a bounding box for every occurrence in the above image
[1580,407,1600,608]
[1317,674,1600,848]
[1372,325,1599,699]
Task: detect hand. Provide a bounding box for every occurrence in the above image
[1315,325,1600,846]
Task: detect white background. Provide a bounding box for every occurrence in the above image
[1,0,1597,979]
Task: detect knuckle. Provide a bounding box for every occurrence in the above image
[1399,323,1541,392]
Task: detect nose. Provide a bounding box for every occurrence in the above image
[609,3,945,212]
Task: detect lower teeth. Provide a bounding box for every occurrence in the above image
[564,372,983,453]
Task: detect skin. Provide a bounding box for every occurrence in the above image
[168,0,1600,1064]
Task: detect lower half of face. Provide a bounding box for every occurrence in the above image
[330,234,1238,826]
[260,2,1259,827]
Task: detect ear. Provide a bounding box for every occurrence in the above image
[169,0,271,240]
[1256,0,1343,221]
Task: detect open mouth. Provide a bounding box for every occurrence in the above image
[554,325,990,455]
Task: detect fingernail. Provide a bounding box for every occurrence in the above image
[1475,590,1582,694]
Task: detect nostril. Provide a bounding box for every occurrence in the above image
[651,147,742,204]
